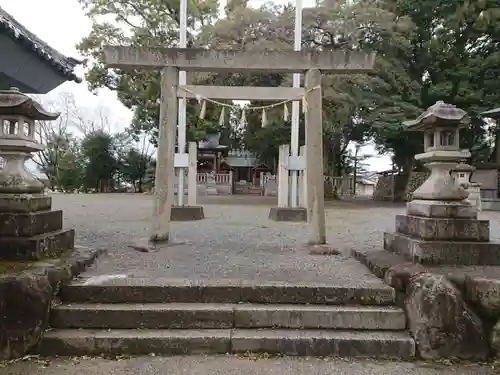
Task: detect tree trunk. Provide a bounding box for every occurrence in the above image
[495,127,500,165]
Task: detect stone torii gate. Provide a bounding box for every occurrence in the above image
[102,47,375,245]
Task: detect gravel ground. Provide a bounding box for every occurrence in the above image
[1,355,496,375]
[52,193,500,284]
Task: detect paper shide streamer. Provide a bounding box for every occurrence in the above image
[283,103,289,122]
[187,84,321,127]
[261,109,267,128]
[199,100,206,119]
[218,106,225,126]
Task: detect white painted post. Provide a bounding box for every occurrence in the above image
[176,0,188,206]
[290,0,303,208]
[188,141,197,206]
[278,144,290,207]
[305,69,326,245]
[151,67,178,242]
[299,145,307,207]
[229,170,233,195]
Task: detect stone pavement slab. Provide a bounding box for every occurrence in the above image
[0,355,495,375]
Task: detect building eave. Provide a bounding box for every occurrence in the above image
[0,6,82,84]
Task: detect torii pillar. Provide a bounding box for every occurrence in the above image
[102,47,375,245]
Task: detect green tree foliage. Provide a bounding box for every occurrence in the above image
[36,132,84,192]
[118,148,151,192]
[76,0,500,175]
[80,131,118,192]
[370,0,500,169]
[76,0,220,146]
[33,93,87,192]
[114,131,153,192]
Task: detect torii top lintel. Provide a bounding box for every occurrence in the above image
[102,46,376,73]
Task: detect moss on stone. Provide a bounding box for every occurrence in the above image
[0,247,74,275]
[0,261,35,274]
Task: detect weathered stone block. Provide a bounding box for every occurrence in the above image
[61,278,245,304]
[384,232,500,265]
[39,329,232,356]
[0,194,51,213]
[60,279,396,306]
[238,282,395,306]
[0,273,52,360]
[406,273,489,360]
[51,303,235,329]
[395,214,489,242]
[0,210,63,237]
[0,228,75,260]
[0,249,104,360]
[384,263,427,293]
[231,329,415,359]
[171,206,204,221]
[465,276,500,318]
[268,207,307,222]
[350,249,398,279]
[407,199,477,219]
[233,304,406,330]
[491,320,500,356]
[350,249,426,292]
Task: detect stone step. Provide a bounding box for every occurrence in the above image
[50,303,406,330]
[60,278,395,305]
[38,328,415,359]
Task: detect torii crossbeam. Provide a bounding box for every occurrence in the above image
[102,46,375,245]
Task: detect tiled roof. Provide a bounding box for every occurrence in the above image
[0,6,82,83]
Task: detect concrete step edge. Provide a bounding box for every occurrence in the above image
[38,329,415,359]
[60,282,396,305]
[50,303,406,330]
[52,302,405,312]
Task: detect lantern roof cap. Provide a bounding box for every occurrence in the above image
[403,101,469,131]
[453,162,475,172]
[0,87,60,120]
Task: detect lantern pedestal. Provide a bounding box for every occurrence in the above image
[412,158,470,201]
[0,194,75,260]
[383,102,500,265]
[383,198,500,265]
[0,87,75,260]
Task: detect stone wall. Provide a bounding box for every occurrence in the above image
[373,174,410,202]
[472,168,498,198]
[0,247,104,359]
[373,175,394,201]
[352,249,500,360]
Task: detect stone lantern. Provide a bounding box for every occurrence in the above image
[451,162,473,187]
[451,162,482,211]
[0,87,74,260]
[0,87,57,194]
[404,101,470,202]
[383,101,500,265]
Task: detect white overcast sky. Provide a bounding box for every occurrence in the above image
[0,0,392,172]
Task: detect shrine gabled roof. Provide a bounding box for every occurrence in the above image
[481,107,500,119]
[0,6,82,83]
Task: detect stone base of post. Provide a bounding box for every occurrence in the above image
[171,205,204,221]
[268,207,307,222]
[0,194,75,260]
